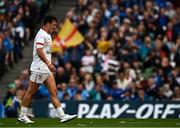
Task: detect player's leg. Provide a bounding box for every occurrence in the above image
[18,80,39,123]
[44,74,64,115]
[44,73,76,122]
[22,81,39,108]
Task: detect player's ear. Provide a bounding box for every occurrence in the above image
[45,22,50,27]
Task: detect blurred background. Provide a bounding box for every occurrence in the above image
[0,0,179,119]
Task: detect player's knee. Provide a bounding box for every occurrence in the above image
[28,91,35,96]
[26,90,36,98]
[24,93,32,100]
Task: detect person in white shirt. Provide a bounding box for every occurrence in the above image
[18,15,76,123]
[81,49,95,73]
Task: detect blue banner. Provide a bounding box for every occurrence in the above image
[32,100,180,119]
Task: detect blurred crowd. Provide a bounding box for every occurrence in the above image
[1,0,180,118]
[0,0,55,117]
[51,0,180,102]
[0,0,53,79]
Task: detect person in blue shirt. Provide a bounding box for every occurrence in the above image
[67,78,78,99]
[108,81,124,100]
[0,102,5,118]
[57,83,68,100]
[75,84,89,100]
[2,29,14,68]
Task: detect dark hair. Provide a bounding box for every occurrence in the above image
[43,15,57,25]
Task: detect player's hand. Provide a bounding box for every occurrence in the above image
[48,64,56,72]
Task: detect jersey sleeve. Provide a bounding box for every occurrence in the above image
[36,35,45,49]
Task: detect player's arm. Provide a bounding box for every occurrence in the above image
[36,48,55,72]
[36,38,56,72]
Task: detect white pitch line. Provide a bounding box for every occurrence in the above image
[1,126,178,128]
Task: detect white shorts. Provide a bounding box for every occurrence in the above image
[30,71,51,84]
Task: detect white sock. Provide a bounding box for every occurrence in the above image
[56,107,65,119]
[20,106,28,117]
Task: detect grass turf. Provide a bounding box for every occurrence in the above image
[0,118,179,128]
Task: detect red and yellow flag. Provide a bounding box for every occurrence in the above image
[52,19,84,53]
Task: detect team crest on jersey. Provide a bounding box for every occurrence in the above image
[38,75,42,79]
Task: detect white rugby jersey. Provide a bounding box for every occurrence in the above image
[30,28,52,73]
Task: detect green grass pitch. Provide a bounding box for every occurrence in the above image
[0,118,179,128]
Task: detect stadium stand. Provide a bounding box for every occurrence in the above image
[0,0,53,79]
[50,0,179,101]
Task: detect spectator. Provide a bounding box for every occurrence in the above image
[55,67,68,84]
[135,89,151,102]
[145,78,159,99]
[0,0,53,79]
[121,89,135,101]
[20,69,29,89]
[67,78,78,99]
[108,81,124,100]
[81,49,95,73]
[83,73,95,92]
[95,74,109,99]
[171,86,180,101]
[57,83,68,100]
[3,83,16,106]
[75,84,89,100]
[0,102,5,118]
[5,87,26,117]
